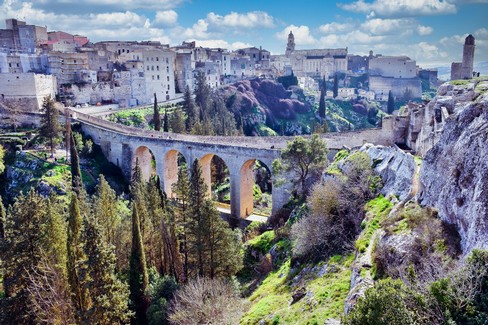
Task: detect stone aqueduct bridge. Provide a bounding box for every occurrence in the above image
[72,110,396,218]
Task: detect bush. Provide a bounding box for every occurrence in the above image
[168,277,244,325]
[343,278,425,325]
[146,273,179,325]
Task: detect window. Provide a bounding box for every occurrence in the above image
[151,66,154,71]
[166,57,169,64]
[152,75,154,80]
[157,66,159,71]
[167,76,169,81]
[156,57,159,61]
[147,66,149,71]
[74,60,76,63]
[157,75,160,80]
[168,84,170,90]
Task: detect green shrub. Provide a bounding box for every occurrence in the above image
[343,278,425,325]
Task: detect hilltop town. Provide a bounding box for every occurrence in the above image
[0,18,449,116]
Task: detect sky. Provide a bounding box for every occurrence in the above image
[1,0,488,68]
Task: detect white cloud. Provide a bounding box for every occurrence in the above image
[417,25,434,35]
[338,0,457,17]
[194,40,253,50]
[154,10,178,26]
[35,0,183,10]
[319,22,354,34]
[276,25,317,46]
[361,18,433,36]
[0,1,170,42]
[206,11,275,29]
[179,19,210,39]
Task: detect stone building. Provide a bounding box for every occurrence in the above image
[281,31,347,78]
[368,55,421,100]
[0,19,48,53]
[0,73,56,111]
[451,34,475,80]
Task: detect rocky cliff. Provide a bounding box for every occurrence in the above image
[418,79,488,253]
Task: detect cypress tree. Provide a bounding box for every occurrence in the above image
[163,107,169,132]
[0,194,5,239]
[187,159,209,277]
[195,71,211,121]
[333,74,338,98]
[93,174,119,246]
[153,93,161,131]
[39,96,62,158]
[129,204,149,325]
[44,193,68,274]
[66,193,90,321]
[172,166,191,281]
[183,85,197,132]
[84,215,131,324]
[387,90,395,114]
[70,133,82,191]
[318,84,326,120]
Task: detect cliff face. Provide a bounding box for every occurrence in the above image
[418,80,488,253]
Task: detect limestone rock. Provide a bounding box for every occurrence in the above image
[360,144,416,200]
[418,86,488,253]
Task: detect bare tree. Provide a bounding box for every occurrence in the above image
[169,277,244,325]
[26,259,75,325]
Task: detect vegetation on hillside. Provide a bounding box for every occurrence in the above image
[0,98,486,325]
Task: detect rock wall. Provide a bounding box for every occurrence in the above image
[418,82,488,253]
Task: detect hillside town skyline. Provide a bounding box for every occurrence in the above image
[1,0,487,68]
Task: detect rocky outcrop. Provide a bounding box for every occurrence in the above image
[413,80,486,156]
[418,82,488,253]
[217,78,313,135]
[361,144,416,200]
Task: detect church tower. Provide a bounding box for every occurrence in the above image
[461,34,475,79]
[286,31,295,56]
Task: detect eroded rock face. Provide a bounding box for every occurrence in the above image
[418,90,488,253]
[361,144,416,200]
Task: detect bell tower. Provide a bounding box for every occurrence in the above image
[286,31,295,56]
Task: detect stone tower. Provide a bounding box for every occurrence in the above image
[286,31,295,56]
[451,34,475,80]
[462,34,475,78]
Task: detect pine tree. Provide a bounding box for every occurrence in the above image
[333,74,338,98]
[153,93,161,131]
[163,107,169,132]
[170,108,186,133]
[84,214,131,324]
[39,96,62,157]
[70,133,83,191]
[129,204,149,325]
[182,85,197,132]
[93,174,119,246]
[204,201,242,278]
[66,193,91,321]
[387,90,395,114]
[1,190,48,323]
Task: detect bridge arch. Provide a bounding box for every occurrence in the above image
[238,159,273,218]
[163,149,188,198]
[200,153,231,205]
[133,146,156,181]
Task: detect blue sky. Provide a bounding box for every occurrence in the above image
[1,0,487,67]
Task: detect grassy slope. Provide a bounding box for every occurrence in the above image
[241,252,353,325]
